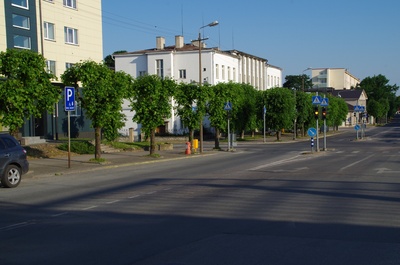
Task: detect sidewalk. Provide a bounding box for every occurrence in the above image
[25,147,196,179]
[24,133,316,179]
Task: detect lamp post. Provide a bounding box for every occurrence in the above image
[198,20,218,154]
[301,67,312,91]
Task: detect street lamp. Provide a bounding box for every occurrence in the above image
[301,67,312,91]
[198,20,219,154]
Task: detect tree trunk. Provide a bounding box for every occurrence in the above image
[150,129,156,155]
[95,127,102,159]
[276,130,281,141]
[241,130,245,139]
[214,128,220,150]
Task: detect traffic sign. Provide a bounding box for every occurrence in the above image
[320,98,329,107]
[354,124,361,131]
[224,102,232,111]
[312,96,322,105]
[354,105,365,112]
[307,127,317,137]
[64,86,75,111]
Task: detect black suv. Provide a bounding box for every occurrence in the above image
[0,134,29,188]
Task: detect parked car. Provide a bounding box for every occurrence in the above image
[0,134,29,188]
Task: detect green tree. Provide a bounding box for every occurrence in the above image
[61,60,132,159]
[359,75,399,121]
[208,82,240,149]
[283,75,313,91]
[294,91,313,136]
[0,49,61,136]
[325,95,348,130]
[103,50,127,69]
[174,82,211,149]
[263,87,296,141]
[235,83,259,139]
[129,75,176,155]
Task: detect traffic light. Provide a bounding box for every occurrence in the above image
[322,107,327,119]
[314,107,319,119]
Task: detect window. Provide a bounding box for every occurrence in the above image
[227,66,231,81]
[63,0,76,9]
[46,60,56,75]
[44,22,55,40]
[12,14,30,29]
[221,65,225,80]
[179,69,186,79]
[156,59,164,79]
[14,35,31,49]
[215,64,219,79]
[233,68,236,82]
[12,0,28,9]
[64,27,78,44]
[139,71,146,77]
[65,62,74,69]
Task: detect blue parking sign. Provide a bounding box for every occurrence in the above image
[65,86,75,111]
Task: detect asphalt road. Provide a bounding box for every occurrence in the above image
[1,120,400,265]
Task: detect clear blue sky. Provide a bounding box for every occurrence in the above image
[102,0,400,88]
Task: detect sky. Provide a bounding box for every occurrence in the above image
[101,0,400,88]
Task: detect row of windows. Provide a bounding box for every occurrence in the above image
[11,0,79,49]
[12,0,77,10]
[43,22,78,44]
[267,75,280,87]
[216,64,236,81]
[12,26,78,49]
[45,60,74,76]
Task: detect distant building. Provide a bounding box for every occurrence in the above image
[1,0,103,138]
[114,36,283,136]
[266,64,283,89]
[312,68,360,90]
[331,89,371,126]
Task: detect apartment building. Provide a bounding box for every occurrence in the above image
[311,68,360,90]
[114,36,282,136]
[1,0,103,138]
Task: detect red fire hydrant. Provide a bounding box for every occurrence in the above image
[185,142,191,155]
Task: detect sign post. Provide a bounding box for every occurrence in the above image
[312,95,321,152]
[224,102,232,150]
[320,97,329,151]
[263,105,266,143]
[307,127,317,153]
[64,86,75,168]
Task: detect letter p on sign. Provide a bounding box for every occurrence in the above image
[65,86,75,111]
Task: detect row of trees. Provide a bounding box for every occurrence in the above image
[3,49,398,160]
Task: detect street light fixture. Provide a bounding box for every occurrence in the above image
[301,67,312,91]
[198,20,219,154]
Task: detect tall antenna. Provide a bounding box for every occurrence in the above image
[232,28,235,50]
[218,22,221,49]
[181,4,184,36]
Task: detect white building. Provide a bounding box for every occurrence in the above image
[115,36,282,137]
[312,68,360,90]
[266,64,283,89]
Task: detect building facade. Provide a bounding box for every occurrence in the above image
[114,36,282,137]
[1,0,103,138]
[311,68,360,90]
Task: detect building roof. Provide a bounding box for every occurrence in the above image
[331,89,365,100]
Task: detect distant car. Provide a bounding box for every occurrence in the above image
[0,134,29,188]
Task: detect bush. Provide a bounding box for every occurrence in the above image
[58,141,95,154]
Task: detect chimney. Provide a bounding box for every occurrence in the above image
[175,35,184,48]
[156,36,165,50]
